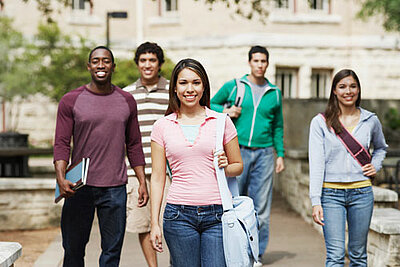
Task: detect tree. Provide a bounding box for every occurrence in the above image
[34,22,93,101]
[0,16,26,100]
[1,18,175,102]
[357,0,400,32]
[199,0,271,22]
[0,16,37,131]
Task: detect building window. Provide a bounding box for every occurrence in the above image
[72,0,84,10]
[72,0,93,13]
[159,0,178,16]
[275,0,289,8]
[273,0,296,12]
[308,0,330,11]
[69,0,99,25]
[311,69,332,98]
[165,0,178,12]
[275,67,298,98]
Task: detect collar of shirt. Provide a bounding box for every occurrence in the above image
[165,107,217,124]
[135,76,168,93]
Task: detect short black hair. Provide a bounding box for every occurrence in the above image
[248,45,269,62]
[88,46,115,64]
[134,42,165,65]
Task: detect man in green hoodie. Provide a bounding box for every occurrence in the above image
[211,45,285,265]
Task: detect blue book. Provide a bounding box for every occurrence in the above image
[54,158,90,203]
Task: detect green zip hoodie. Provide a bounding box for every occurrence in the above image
[211,75,284,157]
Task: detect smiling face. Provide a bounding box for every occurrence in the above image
[334,75,360,109]
[138,52,161,84]
[175,68,204,109]
[87,48,115,85]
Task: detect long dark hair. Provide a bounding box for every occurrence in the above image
[165,58,211,115]
[324,69,361,133]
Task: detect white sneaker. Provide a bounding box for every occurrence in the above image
[253,261,263,267]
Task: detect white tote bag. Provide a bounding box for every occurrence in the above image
[213,113,259,267]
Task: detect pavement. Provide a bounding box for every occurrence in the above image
[30,157,325,266]
[34,191,325,266]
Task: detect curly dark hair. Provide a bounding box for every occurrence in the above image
[134,42,165,66]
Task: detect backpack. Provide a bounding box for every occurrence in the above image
[224,78,245,108]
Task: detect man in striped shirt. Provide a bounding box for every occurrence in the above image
[123,42,169,267]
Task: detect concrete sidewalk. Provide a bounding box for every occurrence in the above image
[34,192,325,266]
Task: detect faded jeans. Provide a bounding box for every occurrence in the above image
[163,203,226,267]
[236,146,274,259]
[321,186,374,267]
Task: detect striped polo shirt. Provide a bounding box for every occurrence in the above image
[123,76,169,176]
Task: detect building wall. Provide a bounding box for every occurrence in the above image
[1,0,400,145]
[2,1,399,99]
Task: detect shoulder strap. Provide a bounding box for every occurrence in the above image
[320,113,371,167]
[234,78,245,107]
[214,113,234,210]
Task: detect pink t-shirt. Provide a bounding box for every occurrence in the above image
[151,108,237,205]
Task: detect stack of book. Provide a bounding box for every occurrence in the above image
[54,158,90,203]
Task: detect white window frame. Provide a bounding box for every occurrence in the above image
[273,0,295,13]
[308,0,330,13]
[311,69,332,99]
[72,0,86,10]
[275,67,298,98]
[275,0,289,9]
[150,0,180,25]
[160,0,178,17]
[68,0,101,26]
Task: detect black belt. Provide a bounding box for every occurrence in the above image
[239,145,264,151]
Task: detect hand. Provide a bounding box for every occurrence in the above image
[362,163,376,178]
[224,106,242,118]
[57,178,76,199]
[150,224,163,252]
[312,205,325,226]
[217,151,228,169]
[275,157,285,173]
[137,181,149,207]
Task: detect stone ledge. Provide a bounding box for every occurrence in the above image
[0,178,55,191]
[0,242,22,267]
[370,208,400,235]
[373,186,399,203]
[285,149,308,160]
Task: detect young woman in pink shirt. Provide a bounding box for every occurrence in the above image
[149,58,243,266]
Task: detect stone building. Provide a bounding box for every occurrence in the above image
[1,0,400,145]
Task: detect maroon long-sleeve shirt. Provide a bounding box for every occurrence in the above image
[53,85,145,187]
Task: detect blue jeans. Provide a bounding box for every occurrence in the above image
[321,186,374,267]
[236,146,274,259]
[61,185,127,267]
[163,203,226,267]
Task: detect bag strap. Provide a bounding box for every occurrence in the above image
[214,113,234,211]
[234,78,245,107]
[320,113,371,167]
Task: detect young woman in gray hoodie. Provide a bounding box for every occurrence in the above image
[308,69,387,267]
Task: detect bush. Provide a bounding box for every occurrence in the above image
[384,108,400,130]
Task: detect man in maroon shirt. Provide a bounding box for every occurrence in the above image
[53,46,148,267]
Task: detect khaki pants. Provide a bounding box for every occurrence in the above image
[126,175,170,233]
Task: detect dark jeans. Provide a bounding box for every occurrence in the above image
[61,185,127,267]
